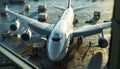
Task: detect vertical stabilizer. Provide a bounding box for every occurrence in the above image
[68,0,71,8]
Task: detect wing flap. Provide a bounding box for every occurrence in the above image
[72,22,111,37]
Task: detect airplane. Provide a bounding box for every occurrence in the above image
[5,0,111,62]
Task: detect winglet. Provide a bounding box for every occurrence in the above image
[5,5,8,11]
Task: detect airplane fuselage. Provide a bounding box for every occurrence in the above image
[47,7,74,61]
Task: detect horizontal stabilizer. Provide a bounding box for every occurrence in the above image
[53,5,66,11]
[74,5,90,12]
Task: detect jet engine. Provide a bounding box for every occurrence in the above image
[10,19,20,31]
[98,31,108,48]
[21,28,32,41]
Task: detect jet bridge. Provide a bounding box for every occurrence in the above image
[0,43,39,69]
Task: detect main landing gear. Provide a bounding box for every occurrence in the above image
[76,36,83,49]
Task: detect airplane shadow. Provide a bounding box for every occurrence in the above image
[87,52,102,69]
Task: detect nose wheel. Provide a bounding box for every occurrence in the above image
[55,61,62,65]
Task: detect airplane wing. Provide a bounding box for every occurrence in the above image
[72,22,111,38]
[5,6,53,36]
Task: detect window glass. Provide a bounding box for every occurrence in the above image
[0,0,113,69]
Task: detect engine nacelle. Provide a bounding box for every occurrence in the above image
[98,37,108,48]
[10,19,20,31]
[21,28,32,41]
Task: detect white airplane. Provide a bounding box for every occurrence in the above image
[5,0,111,62]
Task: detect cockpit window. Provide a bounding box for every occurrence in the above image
[52,37,60,41]
[52,33,60,42]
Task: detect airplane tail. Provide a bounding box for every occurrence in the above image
[53,0,90,12]
[53,0,71,11]
[68,0,71,8]
[67,0,90,12]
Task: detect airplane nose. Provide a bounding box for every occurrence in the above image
[48,43,61,61]
[48,54,59,61]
